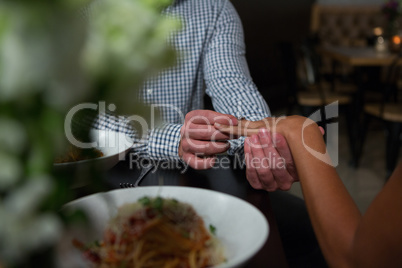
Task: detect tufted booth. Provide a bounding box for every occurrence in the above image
[311,4,387,48]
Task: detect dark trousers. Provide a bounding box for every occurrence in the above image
[270,191,328,268]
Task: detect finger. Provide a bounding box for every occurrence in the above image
[214,114,239,125]
[215,119,272,137]
[181,138,230,155]
[214,122,259,137]
[244,137,263,189]
[214,123,240,136]
[250,133,278,192]
[259,129,294,190]
[186,110,238,125]
[272,131,298,183]
[184,122,232,141]
[181,153,217,170]
[319,126,325,135]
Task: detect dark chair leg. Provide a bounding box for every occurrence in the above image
[286,97,298,116]
[385,122,402,178]
[300,105,317,118]
[300,105,331,144]
[319,106,328,142]
[344,103,358,167]
[353,112,372,168]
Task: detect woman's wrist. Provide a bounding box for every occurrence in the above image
[273,115,311,138]
[214,115,321,142]
[273,116,323,151]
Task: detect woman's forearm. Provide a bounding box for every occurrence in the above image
[216,116,362,266]
[277,117,361,267]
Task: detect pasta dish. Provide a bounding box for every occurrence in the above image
[73,196,225,267]
[55,146,104,163]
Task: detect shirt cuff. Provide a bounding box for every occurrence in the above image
[148,123,182,161]
[227,136,245,162]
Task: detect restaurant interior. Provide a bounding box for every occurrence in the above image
[225,0,402,213]
[1,0,402,267]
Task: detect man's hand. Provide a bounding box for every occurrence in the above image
[179,110,238,169]
[215,117,299,191]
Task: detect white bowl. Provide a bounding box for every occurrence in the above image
[59,186,269,268]
[54,129,134,172]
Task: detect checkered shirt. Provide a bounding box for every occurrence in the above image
[93,0,271,161]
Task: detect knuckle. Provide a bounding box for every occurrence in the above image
[185,112,194,122]
[260,177,276,190]
[181,139,191,151]
[258,168,271,178]
[264,186,277,192]
[246,175,261,189]
[196,145,210,154]
[181,153,192,165]
[280,183,292,191]
[198,129,212,140]
[262,180,278,192]
[249,180,263,190]
[204,146,220,156]
[180,125,187,135]
[210,141,228,150]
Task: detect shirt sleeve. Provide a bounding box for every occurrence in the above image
[91,113,182,162]
[203,0,271,156]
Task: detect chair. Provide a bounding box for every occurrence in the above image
[358,55,402,177]
[280,41,353,115]
[296,43,352,110]
[297,40,355,110]
[280,41,356,151]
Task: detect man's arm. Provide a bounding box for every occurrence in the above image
[202,1,298,189]
[90,112,183,161]
[204,1,270,124]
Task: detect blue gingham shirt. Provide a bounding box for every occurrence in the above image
[94,0,270,161]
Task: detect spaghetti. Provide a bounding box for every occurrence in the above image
[55,146,104,163]
[73,197,225,268]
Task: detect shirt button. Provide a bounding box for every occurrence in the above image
[146,89,153,94]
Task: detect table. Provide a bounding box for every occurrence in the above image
[319,45,402,67]
[82,155,290,267]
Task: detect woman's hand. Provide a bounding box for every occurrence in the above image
[215,116,301,191]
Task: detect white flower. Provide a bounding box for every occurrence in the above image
[0,176,62,265]
[0,2,91,110]
[0,210,62,264]
[81,0,180,114]
[4,175,53,216]
[0,0,180,266]
[139,0,173,9]
[0,153,22,190]
[0,117,26,154]
[82,0,180,87]
[0,6,53,101]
